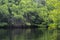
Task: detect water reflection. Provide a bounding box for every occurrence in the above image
[0,29,58,40]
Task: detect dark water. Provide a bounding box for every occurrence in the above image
[0,29,58,40]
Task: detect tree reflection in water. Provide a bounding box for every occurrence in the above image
[0,28,57,40]
[0,28,44,40]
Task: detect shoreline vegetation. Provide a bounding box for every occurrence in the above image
[0,0,60,40]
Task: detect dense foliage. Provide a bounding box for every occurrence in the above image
[0,0,60,30]
[0,0,60,40]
